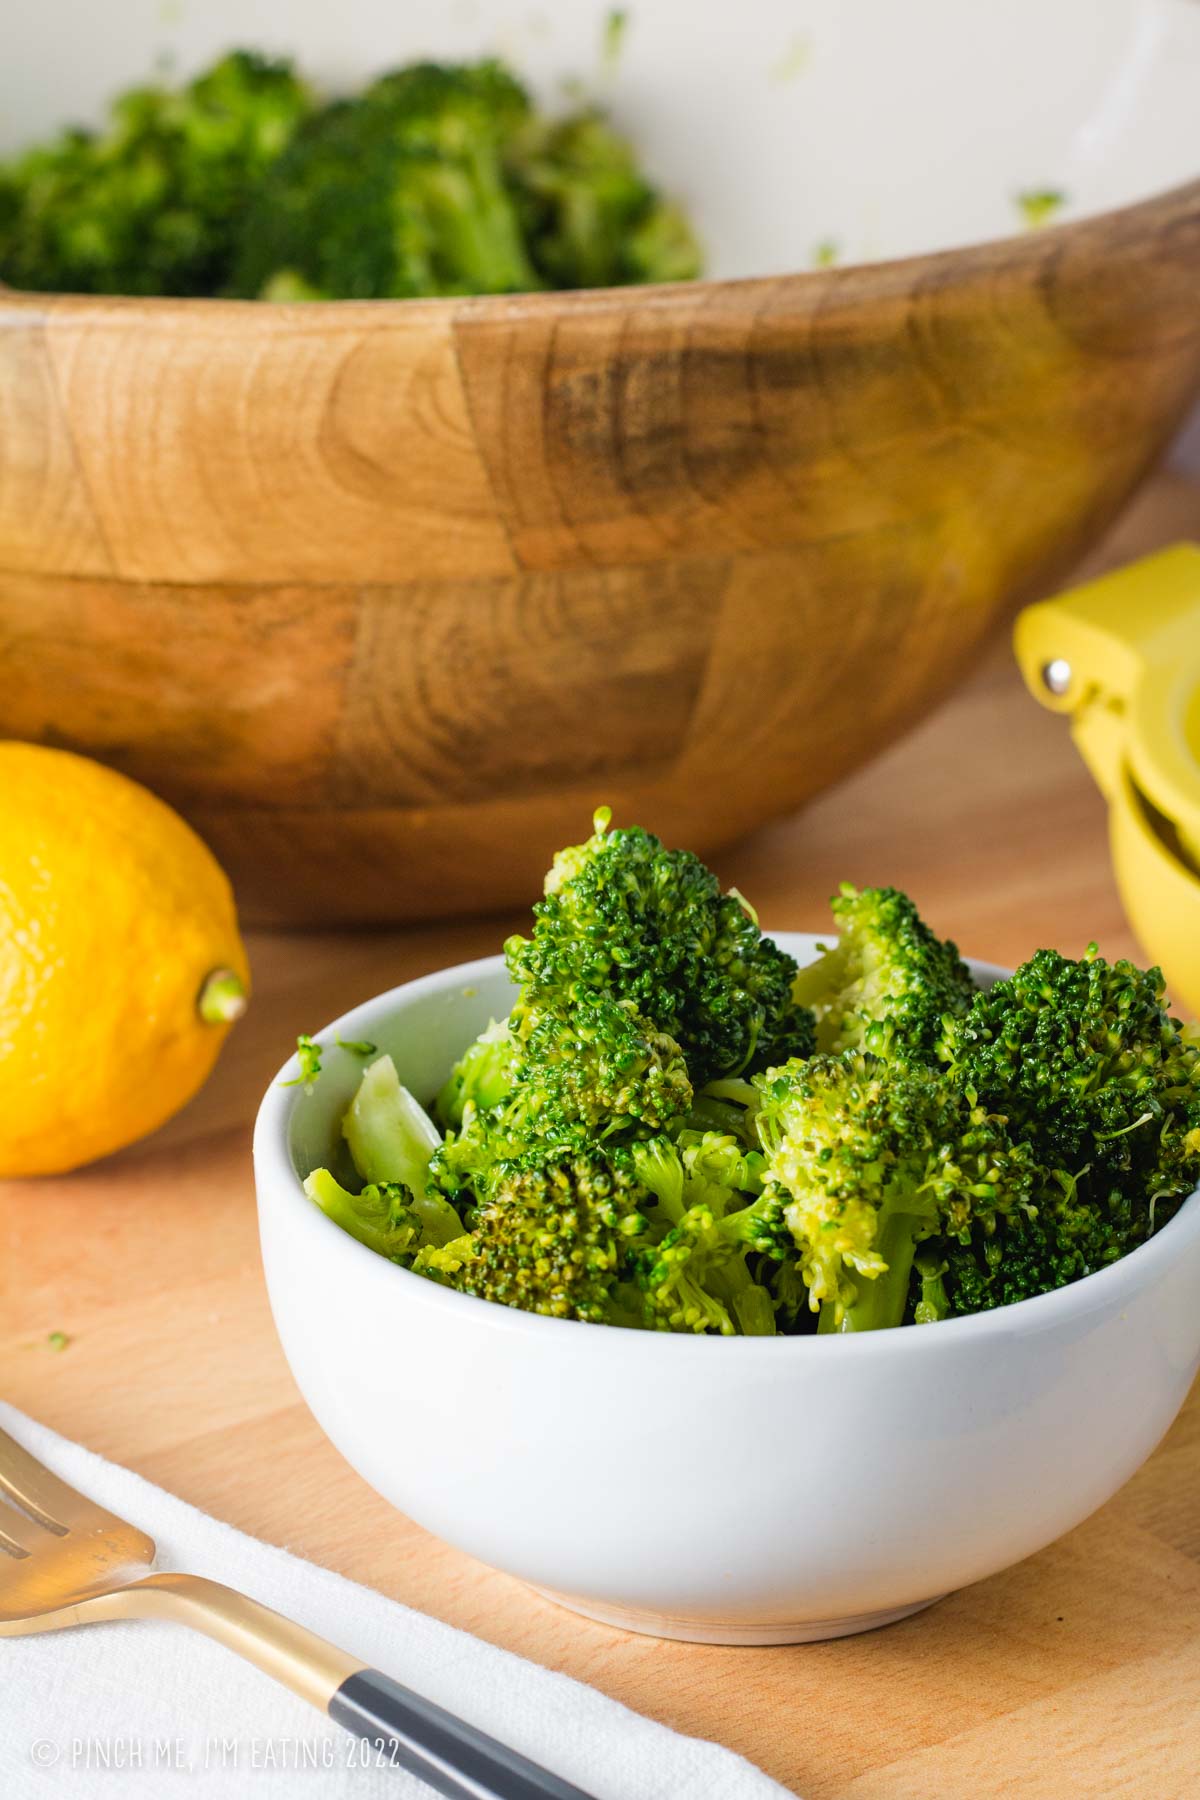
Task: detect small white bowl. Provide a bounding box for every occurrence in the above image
[253,937,1200,1645]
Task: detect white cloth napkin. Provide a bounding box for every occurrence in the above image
[0,1405,793,1800]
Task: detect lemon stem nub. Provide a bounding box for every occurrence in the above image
[198,968,248,1025]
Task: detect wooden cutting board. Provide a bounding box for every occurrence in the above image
[2,471,1199,1799]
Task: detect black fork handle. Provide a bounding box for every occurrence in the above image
[330,1668,597,1799]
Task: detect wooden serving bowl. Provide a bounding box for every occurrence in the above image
[3,180,1200,923]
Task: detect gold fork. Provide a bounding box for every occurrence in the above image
[0,1423,594,1799]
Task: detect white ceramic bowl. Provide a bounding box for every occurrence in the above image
[253,936,1200,1645]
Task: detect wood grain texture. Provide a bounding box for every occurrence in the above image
[2,184,1200,923]
[1,475,1198,1797]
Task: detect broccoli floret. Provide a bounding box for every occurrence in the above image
[305,1053,466,1257]
[341,1054,463,1245]
[755,1050,1039,1331]
[305,1168,434,1261]
[230,61,539,300]
[939,946,1200,1219]
[935,1167,1140,1315]
[511,998,693,1138]
[435,1018,517,1131]
[431,996,692,1199]
[428,1107,531,1202]
[628,1133,776,1334]
[630,1129,766,1220]
[506,109,701,289]
[793,883,976,1065]
[505,808,815,1086]
[632,1202,748,1335]
[678,1128,768,1199]
[910,1249,951,1324]
[421,1146,650,1323]
[0,51,311,295]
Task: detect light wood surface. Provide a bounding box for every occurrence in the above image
[2,470,1199,1798]
[3,181,1200,924]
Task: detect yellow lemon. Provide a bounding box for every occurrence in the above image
[0,743,249,1176]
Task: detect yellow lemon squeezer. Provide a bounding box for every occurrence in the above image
[1015,545,1200,1021]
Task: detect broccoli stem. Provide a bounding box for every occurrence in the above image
[720,1270,776,1336]
[342,1054,463,1246]
[700,1077,762,1111]
[343,1055,438,1189]
[685,1096,756,1140]
[818,1205,925,1334]
[912,1251,951,1324]
[791,945,847,1010]
[303,1169,409,1259]
[423,154,538,293]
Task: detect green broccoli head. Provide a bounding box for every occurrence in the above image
[176,50,315,180]
[630,1129,766,1224]
[755,1050,1039,1331]
[230,60,540,300]
[938,946,1200,1214]
[792,883,977,1066]
[431,995,692,1198]
[506,108,701,289]
[632,1201,746,1335]
[435,1018,517,1131]
[303,1168,428,1261]
[626,1131,776,1334]
[934,1166,1144,1317]
[428,1094,535,1204]
[0,50,311,295]
[505,809,815,1086]
[511,997,693,1138]
[420,1146,650,1323]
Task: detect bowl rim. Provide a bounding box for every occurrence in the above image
[253,936,1200,1358]
[9,175,1200,322]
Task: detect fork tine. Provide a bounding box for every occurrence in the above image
[0,1425,98,1534]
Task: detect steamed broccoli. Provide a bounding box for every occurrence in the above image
[431,996,693,1199]
[632,1200,770,1335]
[505,808,815,1086]
[512,999,693,1138]
[0,51,312,295]
[938,947,1200,1201]
[343,1053,438,1190]
[933,1169,1140,1317]
[1,51,699,301]
[793,883,976,1065]
[314,1051,464,1252]
[304,1168,430,1261]
[419,1147,651,1323]
[506,109,701,289]
[755,1050,1040,1332]
[435,1018,517,1131]
[230,62,539,300]
[298,818,1200,1336]
[628,1132,776,1334]
[930,945,1200,1311]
